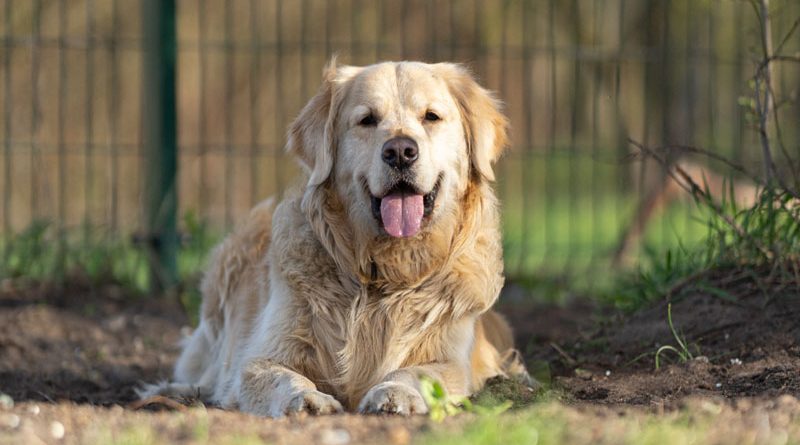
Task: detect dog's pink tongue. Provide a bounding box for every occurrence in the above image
[380,192,424,238]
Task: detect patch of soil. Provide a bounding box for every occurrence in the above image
[471,376,540,408]
[499,272,800,407]
[0,280,186,405]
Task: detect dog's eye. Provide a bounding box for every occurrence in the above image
[424,111,441,122]
[359,113,378,127]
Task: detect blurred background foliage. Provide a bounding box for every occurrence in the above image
[0,0,798,296]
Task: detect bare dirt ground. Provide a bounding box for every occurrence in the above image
[0,275,798,444]
[505,273,800,406]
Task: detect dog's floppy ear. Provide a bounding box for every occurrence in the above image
[286,59,362,186]
[436,63,509,182]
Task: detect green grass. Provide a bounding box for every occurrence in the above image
[415,399,798,445]
[0,212,220,295]
[0,221,150,290]
[501,195,711,277]
[497,152,715,293]
[603,186,800,312]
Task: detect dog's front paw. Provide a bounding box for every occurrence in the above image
[358,382,428,415]
[279,390,344,416]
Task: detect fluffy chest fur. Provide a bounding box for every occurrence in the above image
[268,191,502,407]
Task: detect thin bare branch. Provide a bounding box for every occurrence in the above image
[756,55,800,74]
[765,81,800,198]
[773,17,800,56]
[620,141,800,200]
[752,11,800,196]
[656,145,764,186]
[627,139,773,260]
[753,0,778,185]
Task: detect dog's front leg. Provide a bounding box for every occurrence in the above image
[358,362,468,415]
[238,358,343,417]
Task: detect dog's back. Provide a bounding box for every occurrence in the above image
[165,198,276,402]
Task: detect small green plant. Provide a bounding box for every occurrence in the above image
[419,377,514,422]
[654,303,694,370]
[420,377,467,422]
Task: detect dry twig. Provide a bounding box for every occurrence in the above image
[127,395,189,411]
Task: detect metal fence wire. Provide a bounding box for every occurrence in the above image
[0,0,798,285]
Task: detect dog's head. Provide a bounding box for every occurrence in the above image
[288,60,508,241]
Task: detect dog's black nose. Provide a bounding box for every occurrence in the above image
[381,137,418,170]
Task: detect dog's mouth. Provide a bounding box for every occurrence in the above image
[369,175,442,238]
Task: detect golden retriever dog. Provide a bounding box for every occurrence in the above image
[143,60,529,417]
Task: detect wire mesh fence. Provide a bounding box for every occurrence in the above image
[0,0,798,287]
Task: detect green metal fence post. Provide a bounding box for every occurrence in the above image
[142,0,178,293]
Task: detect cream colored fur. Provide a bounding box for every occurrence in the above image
[143,60,529,417]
